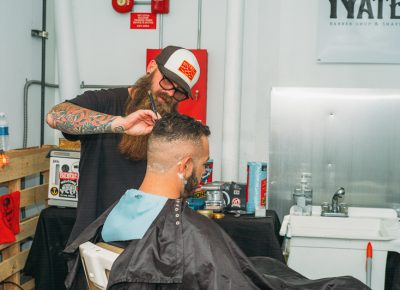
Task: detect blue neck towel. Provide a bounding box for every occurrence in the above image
[102,189,167,242]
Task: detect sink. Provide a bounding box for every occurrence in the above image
[287,206,400,240]
[289,215,398,240]
[311,205,398,219]
[281,206,400,289]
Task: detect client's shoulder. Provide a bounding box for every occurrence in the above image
[183,207,224,234]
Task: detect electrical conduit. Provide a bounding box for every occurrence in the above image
[221,0,244,181]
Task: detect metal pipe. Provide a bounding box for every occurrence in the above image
[135,0,151,5]
[197,0,202,49]
[23,81,131,148]
[80,81,129,89]
[159,14,164,48]
[23,80,58,148]
[40,0,47,146]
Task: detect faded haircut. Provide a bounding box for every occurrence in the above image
[149,113,210,145]
[147,114,210,171]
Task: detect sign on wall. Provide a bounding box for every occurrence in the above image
[317,0,400,63]
[130,13,157,29]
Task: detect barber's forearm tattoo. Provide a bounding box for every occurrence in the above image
[113,126,125,133]
[48,103,124,134]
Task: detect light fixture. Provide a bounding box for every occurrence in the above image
[0,149,10,168]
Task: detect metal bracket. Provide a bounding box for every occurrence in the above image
[31,29,48,39]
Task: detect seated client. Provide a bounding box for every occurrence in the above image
[64,113,369,290]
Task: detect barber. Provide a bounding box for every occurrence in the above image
[46,46,201,243]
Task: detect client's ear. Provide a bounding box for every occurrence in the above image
[178,157,194,179]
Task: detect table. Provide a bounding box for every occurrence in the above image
[213,210,284,262]
[23,207,76,290]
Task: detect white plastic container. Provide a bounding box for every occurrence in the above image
[293,172,313,215]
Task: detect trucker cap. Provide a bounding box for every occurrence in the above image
[155,46,200,97]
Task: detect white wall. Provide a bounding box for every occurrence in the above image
[2,0,400,182]
[1,0,56,149]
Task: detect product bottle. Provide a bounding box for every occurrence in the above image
[246,162,267,215]
[281,219,292,262]
[282,234,291,263]
[0,112,9,151]
[293,172,313,215]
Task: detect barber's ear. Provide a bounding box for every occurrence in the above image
[146,60,157,74]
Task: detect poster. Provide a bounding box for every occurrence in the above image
[317,0,400,63]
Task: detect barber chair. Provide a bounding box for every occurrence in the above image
[79,242,124,290]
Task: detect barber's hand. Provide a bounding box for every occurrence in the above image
[112,109,160,135]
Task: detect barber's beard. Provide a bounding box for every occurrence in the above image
[119,73,178,160]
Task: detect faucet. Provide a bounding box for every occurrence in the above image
[331,187,345,213]
[321,187,348,217]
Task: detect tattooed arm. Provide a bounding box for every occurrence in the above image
[46,102,159,136]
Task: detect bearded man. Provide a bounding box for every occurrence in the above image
[46,46,201,244]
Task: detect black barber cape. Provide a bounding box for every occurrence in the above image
[64,199,369,290]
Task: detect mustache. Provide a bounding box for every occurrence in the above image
[144,91,173,109]
[154,91,173,103]
[134,90,176,116]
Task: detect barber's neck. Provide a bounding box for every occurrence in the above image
[139,172,182,199]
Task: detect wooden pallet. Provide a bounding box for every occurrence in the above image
[0,146,54,290]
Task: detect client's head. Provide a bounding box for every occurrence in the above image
[146,113,210,198]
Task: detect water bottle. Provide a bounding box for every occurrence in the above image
[293,172,313,215]
[0,112,10,151]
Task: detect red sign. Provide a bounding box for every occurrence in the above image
[130,13,157,29]
[60,171,79,181]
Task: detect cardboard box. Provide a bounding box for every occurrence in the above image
[48,149,80,207]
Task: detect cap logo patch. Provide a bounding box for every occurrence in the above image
[178,60,197,81]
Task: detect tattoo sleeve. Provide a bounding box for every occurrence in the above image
[47,102,122,135]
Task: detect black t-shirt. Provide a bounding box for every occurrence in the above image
[63,88,147,243]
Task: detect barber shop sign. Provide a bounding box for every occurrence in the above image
[317,0,400,63]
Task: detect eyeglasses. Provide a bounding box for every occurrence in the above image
[159,75,190,102]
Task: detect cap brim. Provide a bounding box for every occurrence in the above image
[157,64,192,97]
